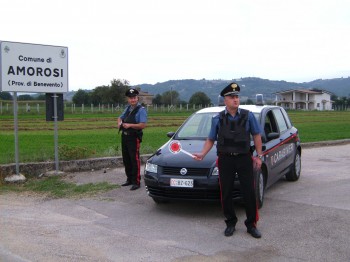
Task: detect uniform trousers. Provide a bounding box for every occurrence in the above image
[121,134,141,186]
[218,153,259,229]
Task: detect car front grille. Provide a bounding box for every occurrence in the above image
[146,186,241,201]
[161,166,210,176]
[147,186,220,200]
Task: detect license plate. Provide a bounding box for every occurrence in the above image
[170,178,193,188]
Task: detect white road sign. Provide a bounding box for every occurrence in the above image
[0,41,68,93]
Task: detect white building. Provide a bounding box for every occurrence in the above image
[275,89,333,110]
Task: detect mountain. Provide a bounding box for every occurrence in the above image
[60,77,349,103]
[137,77,350,104]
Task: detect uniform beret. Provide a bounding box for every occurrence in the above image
[220,82,241,97]
[125,88,139,97]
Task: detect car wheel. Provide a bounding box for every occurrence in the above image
[285,150,301,181]
[152,197,169,204]
[255,169,265,209]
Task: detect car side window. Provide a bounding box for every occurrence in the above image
[281,108,292,128]
[264,110,278,140]
[273,109,288,133]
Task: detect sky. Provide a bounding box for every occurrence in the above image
[1,0,350,91]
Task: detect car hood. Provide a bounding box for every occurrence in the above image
[149,139,217,168]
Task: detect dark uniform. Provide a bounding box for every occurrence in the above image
[211,109,260,229]
[118,89,147,190]
[201,82,263,238]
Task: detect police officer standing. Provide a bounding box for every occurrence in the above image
[193,82,263,238]
[118,88,148,191]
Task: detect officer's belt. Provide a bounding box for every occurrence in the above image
[219,152,248,157]
[123,131,135,136]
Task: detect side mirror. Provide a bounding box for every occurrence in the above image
[267,132,280,140]
[167,132,175,138]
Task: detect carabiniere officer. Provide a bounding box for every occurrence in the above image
[193,82,263,238]
[118,88,148,191]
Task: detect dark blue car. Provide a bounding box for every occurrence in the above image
[144,104,301,208]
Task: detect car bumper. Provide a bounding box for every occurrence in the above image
[144,172,241,201]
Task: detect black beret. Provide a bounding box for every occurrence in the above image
[220,82,241,97]
[125,88,139,97]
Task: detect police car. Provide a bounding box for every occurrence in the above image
[144,102,301,208]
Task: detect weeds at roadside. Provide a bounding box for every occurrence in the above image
[59,144,96,160]
[0,176,119,198]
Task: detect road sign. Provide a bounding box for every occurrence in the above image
[0,41,68,93]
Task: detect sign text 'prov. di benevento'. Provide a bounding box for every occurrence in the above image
[0,41,68,93]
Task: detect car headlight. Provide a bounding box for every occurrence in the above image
[211,166,219,176]
[145,162,158,173]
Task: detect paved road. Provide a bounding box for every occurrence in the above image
[1,144,350,261]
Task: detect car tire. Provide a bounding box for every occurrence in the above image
[152,197,169,204]
[254,169,265,209]
[285,150,301,181]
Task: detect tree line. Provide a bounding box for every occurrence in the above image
[1,79,349,109]
[1,78,212,107]
[332,95,350,110]
[71,79,212,106]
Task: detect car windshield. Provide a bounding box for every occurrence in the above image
[176,112,217,139]
[176,111,261,140]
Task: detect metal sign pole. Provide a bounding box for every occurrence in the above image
[53,93,59,175]
[13,92,19,175]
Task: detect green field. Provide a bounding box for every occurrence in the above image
[287,111,350,142]
[1,109,350,164]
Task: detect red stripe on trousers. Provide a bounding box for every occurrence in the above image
[135,138,141,185]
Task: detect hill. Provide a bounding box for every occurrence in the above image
[137,77,350,104]
[59,77,350,103]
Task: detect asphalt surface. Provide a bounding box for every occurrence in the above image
[1,144,350,261]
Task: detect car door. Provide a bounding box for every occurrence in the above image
[271,108,296,179]
[262,109,283,184]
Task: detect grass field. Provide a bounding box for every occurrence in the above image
[1,109,350,164]
[287,111,350,142]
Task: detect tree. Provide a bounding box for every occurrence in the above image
[246,99,254,105]
[109,79,130,104]
[0,92,12,100]
[18,94,33,101]
[90,79,130,105]
[189,92,211,106]
[33,94,46,100]
[72,89,90,105]
[90,85,110,105]
[161,90,180,105]
[152,94,162,105]
[332,95,350,110]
